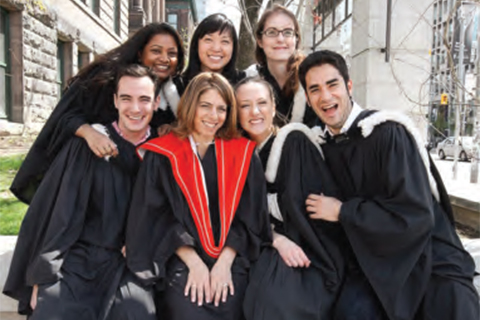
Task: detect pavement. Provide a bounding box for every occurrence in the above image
[432,154,480,204]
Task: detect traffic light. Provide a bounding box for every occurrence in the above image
[440,93,448,105]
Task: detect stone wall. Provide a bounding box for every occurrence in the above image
[0,0,130,134]
[22,11,59,128]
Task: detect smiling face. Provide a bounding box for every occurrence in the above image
[114,75,156,137]
[236,82,275,144]
[193,88,228,142]
[198,30,234,73]
[257,12,297,63]
[305,64,353,135]
[140,33,179,81]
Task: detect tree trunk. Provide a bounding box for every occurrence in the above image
[237,0,263,70]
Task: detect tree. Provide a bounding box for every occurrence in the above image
[236,0,296,69]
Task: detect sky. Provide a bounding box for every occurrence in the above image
[195,0,244,32]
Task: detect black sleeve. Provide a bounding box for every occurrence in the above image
[338,123,434,317]
[224,153,272,261]
[10,68,115,204]
[277,131,343,274]
[126,152,196,286]
[3,138,93,310]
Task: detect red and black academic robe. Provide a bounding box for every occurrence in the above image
[126,133,271,320]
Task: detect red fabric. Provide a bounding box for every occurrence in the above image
[139,133,255,258]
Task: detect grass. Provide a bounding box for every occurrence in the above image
[0,154,28,235]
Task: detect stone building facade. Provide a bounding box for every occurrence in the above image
[0,0,164,135]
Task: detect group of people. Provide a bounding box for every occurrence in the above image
[3,4,479,320]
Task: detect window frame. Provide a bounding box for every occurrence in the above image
[0,7,10,119]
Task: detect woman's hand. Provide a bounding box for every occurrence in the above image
[30,284,38,310]
[210,247,236,306]
[176,246,211,306]
[272,232,311,268]
[76,124,118,158]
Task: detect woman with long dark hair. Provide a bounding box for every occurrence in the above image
[245,5,317,127]
[178,13,245,95]
[11,22,185,204]
[126,73,270,320]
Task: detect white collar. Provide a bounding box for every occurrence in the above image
[323,102,363,137]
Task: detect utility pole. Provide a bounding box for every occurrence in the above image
[470,42,480,184]
[453,8,466,180]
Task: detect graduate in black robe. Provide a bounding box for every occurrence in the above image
[178,13,246,97]
[10,23,185,204]
[3,65,160,320]
[235,78,345,319]
[244,5,318,128]
[299,50,479,320]
[126,73,271,320]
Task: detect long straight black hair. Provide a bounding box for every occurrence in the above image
[183,14,239,84]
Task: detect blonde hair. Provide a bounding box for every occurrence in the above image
[173,72,239,140]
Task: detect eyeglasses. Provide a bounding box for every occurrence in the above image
[262,28,296,38]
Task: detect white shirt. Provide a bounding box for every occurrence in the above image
[323,102,363,137]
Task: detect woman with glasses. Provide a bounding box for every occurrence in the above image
[244,5,317,127]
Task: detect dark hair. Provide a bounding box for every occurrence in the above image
[183,14,239,83]
[255,5,303,98]
[298,50,350,91]
[115,64,159,98]
[73,23,185,87]
[173,72,239,140]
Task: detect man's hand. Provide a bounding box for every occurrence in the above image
[306,193,342,222]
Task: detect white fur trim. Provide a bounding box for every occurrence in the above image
[158,77,180,115]
[243,64,306,123]
[311,126,327,145]
[265,123,323,183]
[267,193,283,222]
[290,86,307,123]
[358,111,440,201]
[244,64,259,78]
[91,123,111,161]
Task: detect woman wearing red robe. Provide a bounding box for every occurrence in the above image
[126,72,271,320]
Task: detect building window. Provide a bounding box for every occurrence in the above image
[114,0,121,35]
[57,40,65,100]
[168,14,178,30]
[83,0,99,15]
[313,0,352,48]
[0,7,9,119]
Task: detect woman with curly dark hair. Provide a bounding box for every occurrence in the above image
[11,22,185,204]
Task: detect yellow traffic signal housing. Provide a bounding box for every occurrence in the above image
[440,93,448,105]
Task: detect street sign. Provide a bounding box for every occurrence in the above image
[440,93,448,105]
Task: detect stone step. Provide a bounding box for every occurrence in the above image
[0,312,25,320]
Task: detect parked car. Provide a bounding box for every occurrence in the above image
[437,136,475,161]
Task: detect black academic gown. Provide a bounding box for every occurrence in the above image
[3,124,157,320]
[10,66,172,204]
[257,65,318,127]
[321,111,479,320]
[126,143,271,320]
[243,127,346,320]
